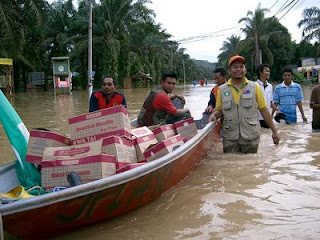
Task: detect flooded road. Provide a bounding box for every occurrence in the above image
[1,84,320,239]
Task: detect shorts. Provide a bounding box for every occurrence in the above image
[223,136,260,154]
[259,120,269,129]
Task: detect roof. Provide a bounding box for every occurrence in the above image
[132,72,152,80]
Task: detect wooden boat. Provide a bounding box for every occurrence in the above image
[0,118,219,239]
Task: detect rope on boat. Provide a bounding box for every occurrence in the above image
[0,211,4,240]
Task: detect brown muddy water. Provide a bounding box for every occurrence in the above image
[1,84,320,239]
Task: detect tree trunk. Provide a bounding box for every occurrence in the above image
[255,32,260,68]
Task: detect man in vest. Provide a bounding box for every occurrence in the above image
[138,71,191,126]
[89,76,127,112]
[209,55,280,153]
[205,67,227,113]
[256,64,278,128]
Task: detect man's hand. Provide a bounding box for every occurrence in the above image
[171,94,185,103]
[302,115,308,122]
[272,131,280,145]
[205,105,213,113]
[208,113,216,122]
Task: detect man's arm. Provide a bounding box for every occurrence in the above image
[170,94,185,103]
[155,93,189,116]
[89,93,98,112]
[205,92,215,113]
[173,108,190,117]
[271,102,278,116]
[310,102,320,110]
[208,109,222,122]
[121,94,127,108]
[260,109,280,145]
[310,88,320,109]
[297,101,307,121]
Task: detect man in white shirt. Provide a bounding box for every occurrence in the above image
[256,64,277,128]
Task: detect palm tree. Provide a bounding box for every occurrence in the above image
[298,7,320,42]
[218,35,240,66]
[238,5,270,68]
[0,0,44,59]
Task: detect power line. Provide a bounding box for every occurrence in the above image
[273,0,290,16]
[177,24,244,43]
[268,0,281,11]
[278,0,300,20]
[179,30,244,45]
[176,0,295,45]
[273,0,298,17]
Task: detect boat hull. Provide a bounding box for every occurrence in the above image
[1,123,219,239]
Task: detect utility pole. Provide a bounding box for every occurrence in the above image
[259,49,262,64]
[88,0,93,99]
[183,59,186,86]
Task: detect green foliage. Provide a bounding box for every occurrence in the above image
[293,71,305,83]
[298,7,320,42]
[1,1,319,92]
[217,4,319,81]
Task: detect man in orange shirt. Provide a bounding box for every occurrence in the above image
[205,67,227,113]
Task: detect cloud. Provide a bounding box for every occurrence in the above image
[149,0,317,62]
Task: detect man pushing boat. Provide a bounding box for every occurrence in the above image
[209,55,280,153]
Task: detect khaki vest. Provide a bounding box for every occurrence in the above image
[220,81,260,140]
[137,87,168,126]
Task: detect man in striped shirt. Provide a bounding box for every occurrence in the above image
[273,67,307,124]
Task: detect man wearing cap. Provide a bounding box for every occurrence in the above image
[209,55,280,153]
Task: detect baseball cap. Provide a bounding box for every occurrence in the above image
[228,55,245,68]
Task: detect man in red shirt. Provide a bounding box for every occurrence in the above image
[89,76,127,112]
[138,71,191,126]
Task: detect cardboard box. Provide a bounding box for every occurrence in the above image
[121,136,137,163]
[143,135,184,162]
[69,105,131,145]
[152,124,175,141]
[102,136,130,168]
[26,129,70,164]
[43,141,103,162]
[133,133,158,162]
[131,126,154,138]
[41,154,116,189]
[173,118,198,142]
[116,162,146,174]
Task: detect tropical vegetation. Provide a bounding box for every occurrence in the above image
[217,5,319,81]
[0,1,319,91]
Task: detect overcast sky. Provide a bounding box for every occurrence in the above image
[147,0,318,62]
[48,0,317,62]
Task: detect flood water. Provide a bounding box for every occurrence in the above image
[1,84,320,239]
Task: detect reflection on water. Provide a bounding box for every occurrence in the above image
[1,84,320,239]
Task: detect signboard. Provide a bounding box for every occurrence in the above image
[53,63,69,75]
[0,58,13,66]
[302,58,316,67]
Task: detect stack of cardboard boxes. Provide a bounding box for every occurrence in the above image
[25,105,198,190]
